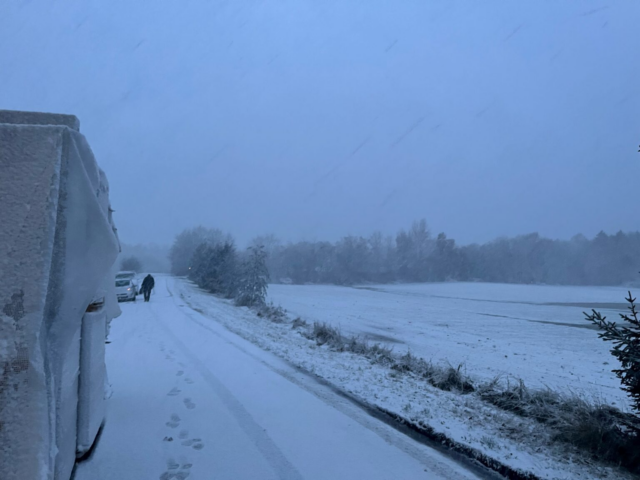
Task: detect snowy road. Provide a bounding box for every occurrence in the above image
[74,276,485,480]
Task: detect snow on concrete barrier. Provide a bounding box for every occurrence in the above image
[76,308,108,455]
[0,110,120,480]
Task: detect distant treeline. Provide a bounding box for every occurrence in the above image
[169,220,640,286]
[119,243,171,273]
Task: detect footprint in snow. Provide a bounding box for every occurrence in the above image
[167,387,181,396]
[176,370,184,376]
[166,414,181,428]
[183,398,196,410]
[160,469,190,480]
[181,438,204,450]
[184,378,194,385]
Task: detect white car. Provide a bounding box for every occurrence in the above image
[116,271,139,294]
[115,278,137,302]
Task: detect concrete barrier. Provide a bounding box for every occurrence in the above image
[0,110,120,480]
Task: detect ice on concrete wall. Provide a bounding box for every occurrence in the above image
[76,309,107,455]
[0,111,120,480]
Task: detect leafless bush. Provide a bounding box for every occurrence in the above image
[256,302,288,323]
[291,317,308,329]
[431,364,475,393]
[311,322,344,348]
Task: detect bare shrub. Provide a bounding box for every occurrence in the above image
[121,255,142,273]
[431,365,475,393]
[311,322,344,348]
[366,343,395,365]
[291,317,308,329]
[256,303,288,323]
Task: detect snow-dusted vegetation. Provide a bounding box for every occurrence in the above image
[269,282,630,404]
[176,278,640,479]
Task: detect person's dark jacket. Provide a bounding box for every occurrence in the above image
[141,274,155,292]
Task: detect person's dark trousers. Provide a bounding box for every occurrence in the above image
[144,290,151,302]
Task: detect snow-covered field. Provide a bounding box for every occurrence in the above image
[269,282,631,408]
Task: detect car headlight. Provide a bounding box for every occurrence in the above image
[127,288,131,291]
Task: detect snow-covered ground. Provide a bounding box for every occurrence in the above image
[175,278,635,480]
[75,276,485,480]
[269,282,631,408]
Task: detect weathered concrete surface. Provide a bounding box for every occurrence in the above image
[0,115,118,480]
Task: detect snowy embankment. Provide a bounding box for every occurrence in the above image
[175,278,636,480]
[269,282,630,408]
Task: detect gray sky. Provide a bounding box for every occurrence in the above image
[1,1,638,246]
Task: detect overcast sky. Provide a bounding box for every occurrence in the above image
[1,1,638,246]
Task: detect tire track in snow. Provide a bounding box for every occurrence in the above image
[169,278,495,480]
[150,301,305,480]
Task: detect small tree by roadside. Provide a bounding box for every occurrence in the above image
[585,292,640,418]
[189,241,239,298]
[121,256,142,273]
[235,245,269,307]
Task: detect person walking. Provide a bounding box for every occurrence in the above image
[140,274,155,302]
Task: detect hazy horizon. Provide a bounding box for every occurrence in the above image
[1,1,638,247]
[123,225,639,252]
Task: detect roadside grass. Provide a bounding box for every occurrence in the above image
[291,317,308,329]
[478,379,640,472]
[255,302,288,323]
[303,320,640,473]
[247,300,640,474]
[309,322,395,363]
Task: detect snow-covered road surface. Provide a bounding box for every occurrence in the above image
[74,276,485,480]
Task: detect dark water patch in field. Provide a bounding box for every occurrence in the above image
[353,286,628,312]
[542,302,627,311]
[476,313,599,330]
[527,319,599,330]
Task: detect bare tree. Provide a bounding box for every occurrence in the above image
[169,226,230,276]
[121,256,142,273]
